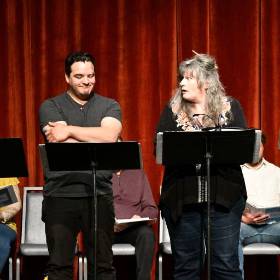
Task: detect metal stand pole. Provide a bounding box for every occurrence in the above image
[206,151,212,280]
[91,161,97,280]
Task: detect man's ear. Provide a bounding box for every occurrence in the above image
[65,74,70,84]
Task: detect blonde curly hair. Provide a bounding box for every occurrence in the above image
[170,53,231,127]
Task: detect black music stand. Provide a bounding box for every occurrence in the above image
[0,138,28,178]
[156,128,260,280]
[0,185,18,208]
[0,138,28,207]
[40,141,142,280]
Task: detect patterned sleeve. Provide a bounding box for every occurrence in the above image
[0,177,19,187]
[140,171,158,219]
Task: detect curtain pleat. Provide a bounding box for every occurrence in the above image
[1,1,280,279]
[261,0,280,164]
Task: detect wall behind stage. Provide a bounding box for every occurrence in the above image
[0,0,280,278]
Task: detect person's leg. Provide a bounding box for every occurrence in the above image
[0,224,16,273]
[42,197,81,280]
[209,198,245,280]
[239,222,260,279]
[82,194,116,280]
[238,240,244,280]
[240,222,261,245]
[257,222,280,244]
[163,206,204,280]
[238,222,280,279]
[114,224,155,280]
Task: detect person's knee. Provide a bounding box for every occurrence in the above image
[213,253,240,272]
[0,237,12,257]
[242,234,262,245]
[137,226,155,245]
[260,233,280,245]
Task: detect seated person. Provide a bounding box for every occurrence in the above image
[239,133,280,276]
[0,178,21,277]
[112,168,158,280]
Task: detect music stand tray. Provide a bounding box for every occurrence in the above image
[0,138,28,178]
[39,141,142,171]
[0,185,18,208]
[156,128,261,165]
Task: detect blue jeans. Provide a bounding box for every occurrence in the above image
[0,223,16,273]
[238,222,280,278]
[163,198,244,280]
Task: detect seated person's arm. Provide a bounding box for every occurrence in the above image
[140,203,158,220]
[242,211,269,225]
[114,171,158,232]
[0,185,22,223]
[139,171,158,219]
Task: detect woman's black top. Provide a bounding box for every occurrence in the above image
[156,97,247,222]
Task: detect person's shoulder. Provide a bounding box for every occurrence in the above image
[161,102,173,115]
[121,169,146,180]
[91,94,121,117]
[134,169,146,175]
[123,169,144,175]
[93,93,119,104]
[40,92,67,107]
[224,96,243,117]
[225,96,241,106]
[91,93,121,113]
[164,101,172,109]
[264,159,280,171]
[53,92,68,100]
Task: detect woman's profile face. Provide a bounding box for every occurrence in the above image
[179,71,206,103]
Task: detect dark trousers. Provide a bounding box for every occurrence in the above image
[114,224,155,280]
[42,195,116,280]
[163,198,245,280]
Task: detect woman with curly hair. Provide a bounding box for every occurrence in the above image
[156,53,247,280]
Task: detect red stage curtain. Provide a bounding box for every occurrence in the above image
[1,0,280,279]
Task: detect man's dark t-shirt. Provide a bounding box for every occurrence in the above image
[39,92,121,197]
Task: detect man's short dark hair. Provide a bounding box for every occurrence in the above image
[65,52,95,76]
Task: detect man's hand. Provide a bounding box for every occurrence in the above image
[131,214,141,219]
[114,214,142,233]
[242,211,270,225]
[43,121,70,142]
[114,223,129,233]
[0,211,4,222]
